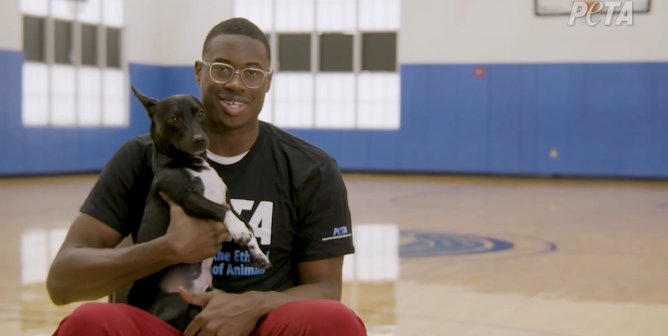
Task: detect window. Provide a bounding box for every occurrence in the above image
[23,16,45,62]
[362,32,397,72]
[234,0,400,130]
[319,33,353,72]
[81,24,98,66]
[106,27,121,68]
[54,20,73,64]
[21,0,127,127]
[278,34,311,71]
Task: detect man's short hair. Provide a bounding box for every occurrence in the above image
[202,17,271,63]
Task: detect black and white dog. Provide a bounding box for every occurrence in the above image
[127,87,270,331]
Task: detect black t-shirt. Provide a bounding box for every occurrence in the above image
[80,121,354,293]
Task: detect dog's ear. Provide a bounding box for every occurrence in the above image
[131,86,158,118]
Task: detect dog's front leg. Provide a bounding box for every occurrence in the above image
[182,194,252,244]
[224,211,270,267]
[183,194,270,268]
[152,169,196,207]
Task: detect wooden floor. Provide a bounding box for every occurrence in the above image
[1,173,667,335]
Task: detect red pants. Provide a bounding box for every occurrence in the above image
[53,300,366,336]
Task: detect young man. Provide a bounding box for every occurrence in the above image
[47,17,366,336]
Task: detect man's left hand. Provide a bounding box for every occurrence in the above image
[179,287,265,336]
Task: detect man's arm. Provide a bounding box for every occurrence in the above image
[47,201,229,305]
[282,257,343,299]
[46,214,172,304]
[249,256,344,311]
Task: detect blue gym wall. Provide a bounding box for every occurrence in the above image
[291,62,668,178]
[0,51,149,175]
[1,0,667,178]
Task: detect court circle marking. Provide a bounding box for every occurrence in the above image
[399,231,514,257]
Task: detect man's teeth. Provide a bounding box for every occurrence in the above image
[224,100,244,106]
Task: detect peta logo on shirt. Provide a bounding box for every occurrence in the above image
[322,226,352,241]
[333,226,349,236]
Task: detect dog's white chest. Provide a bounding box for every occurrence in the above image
[187,162,227,204]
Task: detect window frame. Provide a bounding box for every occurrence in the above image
[234,0,400,130]
[20,0,127,128]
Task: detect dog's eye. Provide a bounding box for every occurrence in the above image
[196,110,206,119]
[168,116,179,124]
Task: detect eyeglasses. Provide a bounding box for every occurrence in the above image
[200,61,272,89]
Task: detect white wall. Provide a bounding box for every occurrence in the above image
[400,0,668,63]
[125,0,233,65]
[0,0,21,50]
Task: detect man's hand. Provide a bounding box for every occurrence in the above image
[160,192,229,264]
[179,288,271,336]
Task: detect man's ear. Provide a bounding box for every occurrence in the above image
[194,61,202,86]
[131,86,158,118]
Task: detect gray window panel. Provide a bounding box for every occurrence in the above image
[106,27,121,68]
[55,20,73,64]
[23,16,45,62]
[81,24,98,66]
[278,34,311,71]
[319,33,353,72]
[362,32,397,71]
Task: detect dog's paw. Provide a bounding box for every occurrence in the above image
[225,214,253,245]
[251,254,271,269]
[229,230,253,245]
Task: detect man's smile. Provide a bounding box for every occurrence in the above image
[218,93,250,116]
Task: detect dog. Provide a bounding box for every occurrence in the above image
[127,87,271,331]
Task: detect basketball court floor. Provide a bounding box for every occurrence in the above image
[1,173,666,335]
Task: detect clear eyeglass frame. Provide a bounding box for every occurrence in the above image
[200,61,272,89]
